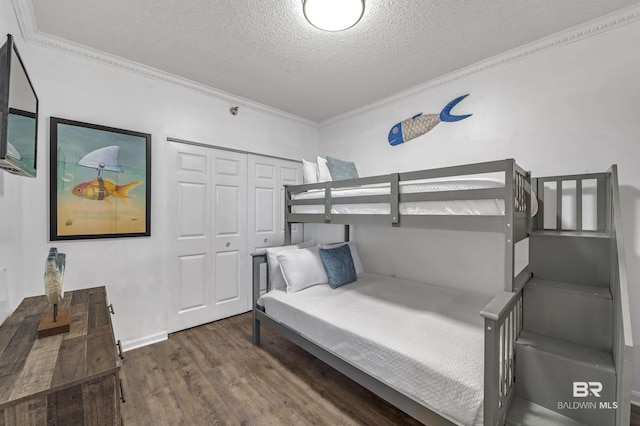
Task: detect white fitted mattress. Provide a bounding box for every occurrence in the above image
[258,273,490,425]
[291,177,506,216]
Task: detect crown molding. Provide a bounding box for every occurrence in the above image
[11,0,640,128]
[10,0,318,128]
[320,4,640,127]
[10,0,37,39]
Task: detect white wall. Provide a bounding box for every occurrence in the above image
[0,0,27,321]
[2,0,639,403]
[0,1,319,347]
[318,19,640,400]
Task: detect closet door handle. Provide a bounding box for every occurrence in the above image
[264,238,268,243]
[108,304,115,314]
[225,242,231,247]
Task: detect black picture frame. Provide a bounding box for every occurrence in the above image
[50,117,151,240]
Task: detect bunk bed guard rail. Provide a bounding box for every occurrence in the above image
[285,158,530,229]
[481,289,523,425]
[284,158,532,292]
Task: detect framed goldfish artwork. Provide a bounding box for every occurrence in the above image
[49,117,151,240]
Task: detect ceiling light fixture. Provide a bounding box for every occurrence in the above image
[303,0,365,32]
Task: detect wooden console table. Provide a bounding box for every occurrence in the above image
[0,286,123,425]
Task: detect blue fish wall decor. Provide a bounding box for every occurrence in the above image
[388,94,472,146]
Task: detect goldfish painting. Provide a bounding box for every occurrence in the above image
[388,94,472,146]
[72,178,141,204]
[52,120,151,239]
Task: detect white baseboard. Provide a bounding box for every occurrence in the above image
[120,331,168,352]
[632,390,640,407]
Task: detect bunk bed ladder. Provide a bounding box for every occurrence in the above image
[503,166,633,426]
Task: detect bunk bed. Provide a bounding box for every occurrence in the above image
[250,159,632,425]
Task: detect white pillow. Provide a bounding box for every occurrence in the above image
[265,240,315,290]
[302,159,318,184]
[316,156,332,182]
[278,246,328,293]
[320,241,364,274]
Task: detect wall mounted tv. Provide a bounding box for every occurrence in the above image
[0,34,39,177]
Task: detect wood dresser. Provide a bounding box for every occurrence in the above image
[0,286,124,425]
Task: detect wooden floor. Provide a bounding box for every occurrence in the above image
[121,313,640,426]
[120,312,421,425]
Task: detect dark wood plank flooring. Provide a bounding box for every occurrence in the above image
[120,313,421,425]
[120,313,640,425]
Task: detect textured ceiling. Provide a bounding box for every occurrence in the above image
[22,0,640,123]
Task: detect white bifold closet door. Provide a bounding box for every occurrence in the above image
[167,142,249,333]
[248,154,303,252]
[248,154,303,292]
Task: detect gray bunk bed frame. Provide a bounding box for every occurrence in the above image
[251,158,633,425]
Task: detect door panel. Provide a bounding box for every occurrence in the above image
[254,162,275,180]
[215,185,240,234]
[248,156,303,293]
[212,149,249,314]
[177,254,207,312]
[168,144,249,332]
[249,155,304,252]
[178,183,208,237]
[179,151,208,173]
[249,156,279,252]
[168,144,214,332]
[255,187,276,234]
[215,251,240,302]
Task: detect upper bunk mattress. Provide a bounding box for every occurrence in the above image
[291,177,506,216]
[258,273,491,425]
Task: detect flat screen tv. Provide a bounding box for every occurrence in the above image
[0,34,38,177]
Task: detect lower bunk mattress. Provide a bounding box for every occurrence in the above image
[258,273,491,425]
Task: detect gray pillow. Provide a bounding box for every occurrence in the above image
[326,156,359,181]
[319,244,357,289]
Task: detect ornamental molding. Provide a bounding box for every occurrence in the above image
[11,0,640,127]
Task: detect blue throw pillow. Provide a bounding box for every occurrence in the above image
[326,156,359,181]
[319,244,357,289]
